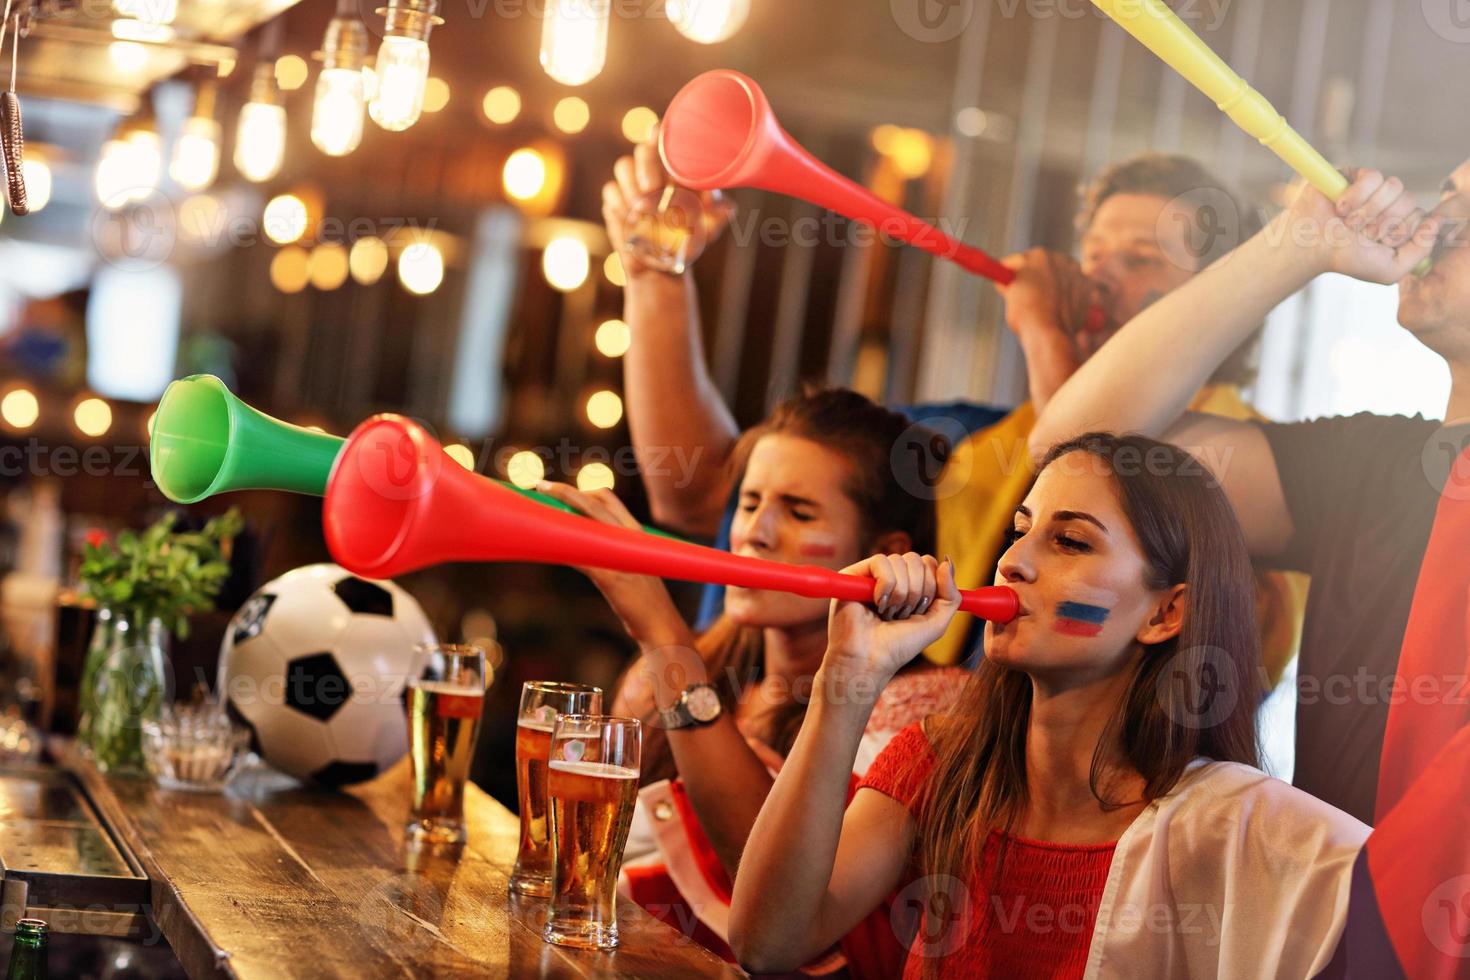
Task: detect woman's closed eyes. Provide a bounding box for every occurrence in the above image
[1003,524,1095,553]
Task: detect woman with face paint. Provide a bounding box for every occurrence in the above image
[536,388,967,976]
[729,432,1369,979]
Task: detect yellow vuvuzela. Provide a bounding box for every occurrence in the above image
[1089,0,1437,275]
[1089,0,1346,199]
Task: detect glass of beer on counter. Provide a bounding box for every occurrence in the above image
[542,714,641,950]
[510,681,603,896]
[405,644,488,845]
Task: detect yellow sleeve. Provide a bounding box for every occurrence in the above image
[926,405,1038,666]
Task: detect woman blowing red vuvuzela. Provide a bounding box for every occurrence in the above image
[729,433,1375,979]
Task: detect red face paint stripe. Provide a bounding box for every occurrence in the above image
[1054,620,1105,637]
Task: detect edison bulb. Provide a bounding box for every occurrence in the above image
[312,67,367,156]
[95,128,161,207]
[95,140,133,208]
[235,101,286,182]
[668,0,749,44]
[540,0,610,87]
[170,116,221,191]
[542,236,590,291]
[108,41,149,73]
[125,128,163,197]
[502,148,547,201]
[21,159,51,213]
[398,241,445,294]
[369,36,430,131]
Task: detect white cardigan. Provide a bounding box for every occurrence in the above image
[1084,760,1368,979]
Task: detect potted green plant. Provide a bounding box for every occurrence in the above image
[77,509,243,774]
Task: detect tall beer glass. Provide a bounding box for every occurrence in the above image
[542,714,641,950]
[510,681,603,896]
[406,644,487,845]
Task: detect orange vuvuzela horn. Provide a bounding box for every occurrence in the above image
[659,69,1106,330]
[322,415,1020,623]
[660,70,1014,284]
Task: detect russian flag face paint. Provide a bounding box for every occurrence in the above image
[798,542,839,559]
[1054,600,1112,637]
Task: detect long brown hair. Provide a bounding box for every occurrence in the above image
[912,432,1261,949]
[637,387,945,785]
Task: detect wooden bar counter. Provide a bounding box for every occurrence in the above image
[54,743,744,978]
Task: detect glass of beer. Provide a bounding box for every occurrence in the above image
[623,185,727,275]
[510,681,603,896]
[405,644,488,845]
[542,714,641,950]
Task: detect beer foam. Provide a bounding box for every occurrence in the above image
[517,719,556,733]
[411,680,484,697]
[547,760,639,781]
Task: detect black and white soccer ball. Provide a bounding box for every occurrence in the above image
[218,563,436,787]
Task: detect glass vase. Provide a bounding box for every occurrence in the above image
[76,604,116,752]
[85,611,171,776]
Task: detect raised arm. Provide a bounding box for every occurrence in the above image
[604,132,740,537]
[996,247,1102,407]
[1029,169,1439,554]
[729,555,959,972]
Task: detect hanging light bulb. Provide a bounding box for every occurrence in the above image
[312,0,370,156]
[21,159,52,213]
[95,113,163,208]
[235,63,287,182]
[108,41,149,73]
[368,0,441,132]
[95,139,132,208]
[540,0,610,87]
[170,79,220,191]
[124,117,163,200]
[667,0,749,44]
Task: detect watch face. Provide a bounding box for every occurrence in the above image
[686,685,722,722]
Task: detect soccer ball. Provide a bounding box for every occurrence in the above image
[218,564,436,787]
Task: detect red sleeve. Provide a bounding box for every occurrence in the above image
[856,722,935,813]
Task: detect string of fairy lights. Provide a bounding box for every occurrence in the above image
[1,2,977,500]
[87,0,749,201]
[4,1,756,491]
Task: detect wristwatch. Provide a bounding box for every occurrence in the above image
[656,683,723,730]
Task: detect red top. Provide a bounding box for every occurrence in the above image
[858,723,1117,980]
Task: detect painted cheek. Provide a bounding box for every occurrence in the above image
[1051,596,1115,638]
[797,536,840,560]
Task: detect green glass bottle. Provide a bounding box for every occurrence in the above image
[5,918,48,980]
